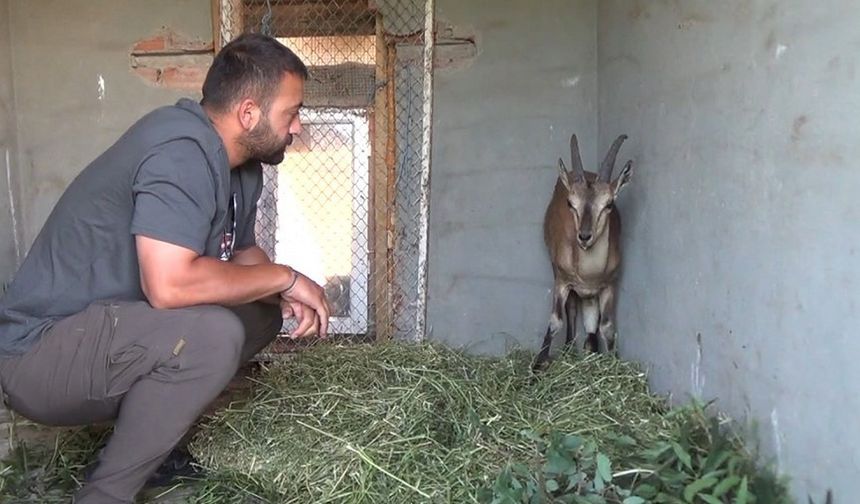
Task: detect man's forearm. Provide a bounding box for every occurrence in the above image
[144,256,295,309]
[232,246,282,305]
[232,246,272,266]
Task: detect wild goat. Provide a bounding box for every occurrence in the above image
[533,134,633,371]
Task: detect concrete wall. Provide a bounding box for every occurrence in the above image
[0,0,21,285]
[7,0,211,249]
[427,0,598,355]
[598,1,860,500]
[4,0,854,498]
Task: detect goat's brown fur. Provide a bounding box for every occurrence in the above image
[533,134,633,372]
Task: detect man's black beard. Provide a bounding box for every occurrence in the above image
[241,116,291,165]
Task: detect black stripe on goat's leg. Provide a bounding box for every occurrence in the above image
[564,290,578,350]
[585,333,599,353]
[532,284,569,372]
[533,326,554,373]
[598,285,617,354]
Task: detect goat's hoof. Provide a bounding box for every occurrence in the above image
[584,333,599,353]
[531,358,550,375]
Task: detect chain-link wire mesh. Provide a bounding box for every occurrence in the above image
[218,0,433,348]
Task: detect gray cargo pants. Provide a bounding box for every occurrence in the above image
[0,300,282,503]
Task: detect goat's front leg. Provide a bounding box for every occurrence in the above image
[597,285,617,354]
[564,290,579,350]
[533,283,570,372]
[582,297,599,353]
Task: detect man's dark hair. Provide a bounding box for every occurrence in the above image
[201,33,309,113]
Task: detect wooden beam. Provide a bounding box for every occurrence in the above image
[213,0,246,46]
[244,1,375,37]
[303,63,375,108]
[382,41,397,341]
[371,13,391,341]
[229,0,245,39]
[211,0,222,50]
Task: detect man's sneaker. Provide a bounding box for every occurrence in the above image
[143,447,205,488]
[83,446,205,489]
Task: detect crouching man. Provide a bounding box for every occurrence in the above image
[0,33,330,503]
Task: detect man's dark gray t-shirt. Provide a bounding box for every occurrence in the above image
[0,98,263,356]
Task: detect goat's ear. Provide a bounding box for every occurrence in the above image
[612,160,633,196]
[557,158,572,190]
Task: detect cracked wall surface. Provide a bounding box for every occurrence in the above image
[0,2,856,499]
[598,2,859,500]
[4,0,211,249]
[0,0,21,287]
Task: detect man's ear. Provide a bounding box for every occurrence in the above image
[237,98,261,132]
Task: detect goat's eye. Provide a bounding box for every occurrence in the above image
[605,203,615,212]
[567,201,573,209]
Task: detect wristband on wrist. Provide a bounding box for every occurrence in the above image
[284,269,301,294]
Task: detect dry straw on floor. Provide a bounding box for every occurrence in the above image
[1,342,791,503]
[188,343,676,503]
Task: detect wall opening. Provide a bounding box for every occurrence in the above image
[218,0,435,346]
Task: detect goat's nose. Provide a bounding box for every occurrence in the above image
[578,232,592,242]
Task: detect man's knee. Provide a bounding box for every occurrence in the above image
[184,306,245,367]
[227,302,283,362]
[259,302,283,335]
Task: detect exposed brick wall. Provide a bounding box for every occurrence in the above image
[130,27,213,90]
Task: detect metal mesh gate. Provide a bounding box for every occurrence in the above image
[216,0,434,346]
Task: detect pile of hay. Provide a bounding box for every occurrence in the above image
[2,342,790,503]
[188,343,675,503]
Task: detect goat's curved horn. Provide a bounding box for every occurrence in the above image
[569,134,586,183]
[599,134,628,182]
